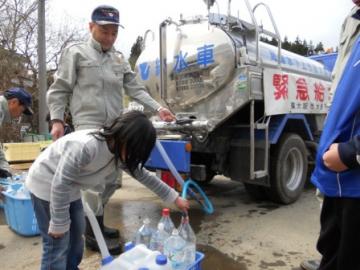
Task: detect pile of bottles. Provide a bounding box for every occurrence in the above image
[1,172,29,199]
[133,208,196,270]
[1,172,27,183]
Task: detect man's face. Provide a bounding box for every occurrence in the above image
[90,23,118,51]
[353,0,360,6]
[7,98,25,118]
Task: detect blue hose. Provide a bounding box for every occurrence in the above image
[181,179,214,214]
[155,140,214,214]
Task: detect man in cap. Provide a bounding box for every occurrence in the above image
[47,5,175,255]
[0,87,33,177]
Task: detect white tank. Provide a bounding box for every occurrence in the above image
[136,7,331,132]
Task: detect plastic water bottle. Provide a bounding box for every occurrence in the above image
[164,229,186,270]
[178,215,196,268]
[135,218,154,248]
[158,208,175,235]
[21,171,28,181]
[150,223,170,253]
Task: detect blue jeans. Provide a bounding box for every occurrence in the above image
[30,193,85,270]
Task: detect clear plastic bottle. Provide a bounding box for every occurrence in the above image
[150,222,170,253]
[12,174,21,182]
[134,218,154,248]
[20,171,28,182]
[178,215,196,268]
[164,229,186,270]
[158,208,175,235]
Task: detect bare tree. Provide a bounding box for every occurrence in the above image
[0,0,86,132]
[0,0,86,88]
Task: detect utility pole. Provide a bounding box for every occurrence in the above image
[37,0,47,134]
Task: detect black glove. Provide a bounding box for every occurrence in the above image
[0,169,12,178]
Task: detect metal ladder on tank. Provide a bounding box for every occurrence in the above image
[244,0,282,66]
[244,0,282,181]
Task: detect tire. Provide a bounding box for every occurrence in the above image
[268,133,308,204]
[244,183,268,201]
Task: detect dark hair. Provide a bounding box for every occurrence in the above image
[92,111,156,175]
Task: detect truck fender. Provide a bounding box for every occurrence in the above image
[268,114,314,144]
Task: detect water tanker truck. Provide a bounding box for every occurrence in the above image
[137,0,332,204]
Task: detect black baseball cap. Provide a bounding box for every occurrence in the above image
[91,5,124,28]
[4,87,33,115]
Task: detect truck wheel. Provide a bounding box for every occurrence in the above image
[268,133,308,204]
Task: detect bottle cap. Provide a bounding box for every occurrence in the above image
[156,254,168,265]
[172,229,179,235]
[162,208,170,217]
[124,241,135,251]
[101,255,113,265]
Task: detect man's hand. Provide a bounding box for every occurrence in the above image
[158,107,176,122]
[51,121,65,141]
[174,196,190,213]
[323,143,348,172]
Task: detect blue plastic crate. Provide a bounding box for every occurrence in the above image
[188,252,204,270]
[2,188,40,236]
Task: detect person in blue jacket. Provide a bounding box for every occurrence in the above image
[311,35,360,270]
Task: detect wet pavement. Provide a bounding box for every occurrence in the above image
[0,173,320,270]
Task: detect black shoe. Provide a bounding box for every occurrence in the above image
[96,215,120,239]
[84,216,121,255]
[300,259,320,270]
[85,234,122,255]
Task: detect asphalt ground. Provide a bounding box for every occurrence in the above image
[0,173,321,270]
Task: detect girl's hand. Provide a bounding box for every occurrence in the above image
[175,196,190,213]
[48,231,65,239]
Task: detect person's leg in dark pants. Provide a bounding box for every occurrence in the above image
[31,194,85,270]
[317,196,340,270]
[66,199,85,270]
[318,196,360,270]
[336,197,360,269]
[31,193,70,270]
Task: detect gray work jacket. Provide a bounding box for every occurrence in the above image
[331,6,360,95]
[47,37,161,129]
[0,96,11,126]
[0,96,11,172]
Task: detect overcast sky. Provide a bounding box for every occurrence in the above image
[48,0,354,57]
